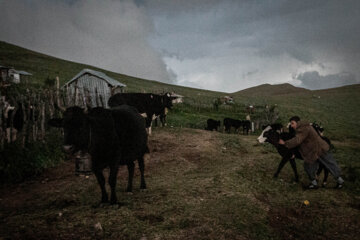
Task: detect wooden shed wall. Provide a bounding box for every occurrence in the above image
[66,74,112,108]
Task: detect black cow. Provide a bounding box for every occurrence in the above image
[258,125,329,184]
[242,120,251,135]
[2,103,39,142]
[1,103,24,142]
[2,105,23,130]
[223,118,242,133]
[262,123,283,131]
[108,93,173,135]
[205,118,220,131]
[48,105,148,205]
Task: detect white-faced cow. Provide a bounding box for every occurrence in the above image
[48,105,148,205]
[108,93,173,135]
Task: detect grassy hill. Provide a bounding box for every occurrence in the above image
[233,83,310,97]
[1,40,360,140]
[0,41,223,102]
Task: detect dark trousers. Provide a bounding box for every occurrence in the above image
[304,152,342,181]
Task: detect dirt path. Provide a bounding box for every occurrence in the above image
[0,127,359,240]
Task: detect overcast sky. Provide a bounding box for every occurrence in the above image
[1,0,359,92]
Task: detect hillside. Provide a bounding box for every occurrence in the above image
[233,83,310,97]
[1,41,360,140]
[0,41,224,102]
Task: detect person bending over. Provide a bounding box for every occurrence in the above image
[279,116,344,189]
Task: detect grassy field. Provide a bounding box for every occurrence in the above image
[0,41,359,239]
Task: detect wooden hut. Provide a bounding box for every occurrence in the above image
[12,70,32,84]
[0,65,32,85]
[64,69,126,108]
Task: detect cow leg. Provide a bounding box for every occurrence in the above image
[160,114,166,127]
[274,157,288,178]
[154,117,158,127]
[138,157,147,189]
[148,125,152,135]
[94,169,108,203]
[289,157,299,182]
[108,165,119,204]
[126,161,135,192]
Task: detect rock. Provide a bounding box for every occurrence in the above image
[94,222,103,232]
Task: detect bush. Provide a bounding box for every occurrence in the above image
[0,132,64,184]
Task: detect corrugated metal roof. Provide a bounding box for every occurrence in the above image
[0,65,11,69]
[65,69,126,87]
[15,70,32,76]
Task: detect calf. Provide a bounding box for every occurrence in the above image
[258,125,329,184]
[223,118,242,133]
[48,105,148,205]
[205,118,220,131]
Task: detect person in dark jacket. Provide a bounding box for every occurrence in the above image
[279,116,344,189]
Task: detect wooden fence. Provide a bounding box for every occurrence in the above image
[0,77,108,150]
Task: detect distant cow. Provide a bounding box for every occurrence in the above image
[223,118,242,133]
[108,93,173,135]
[1,103,38,143]
[205,119,220,131]
[48,105,148,205]
[257,124,329,184]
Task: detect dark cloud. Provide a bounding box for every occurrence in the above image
[295,71,359,90]
[0,0,174,83]
[1,0,359,91]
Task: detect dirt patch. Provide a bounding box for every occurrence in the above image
[268,205,360,240]
[0,127,359,240]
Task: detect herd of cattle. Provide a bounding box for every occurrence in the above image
[46,91,334,204]
[206,118,252,135]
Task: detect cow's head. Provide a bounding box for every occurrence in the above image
[257,125,282,145]
[48,106,90,154]
[162,92,173,109]
[257,125,272,143]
